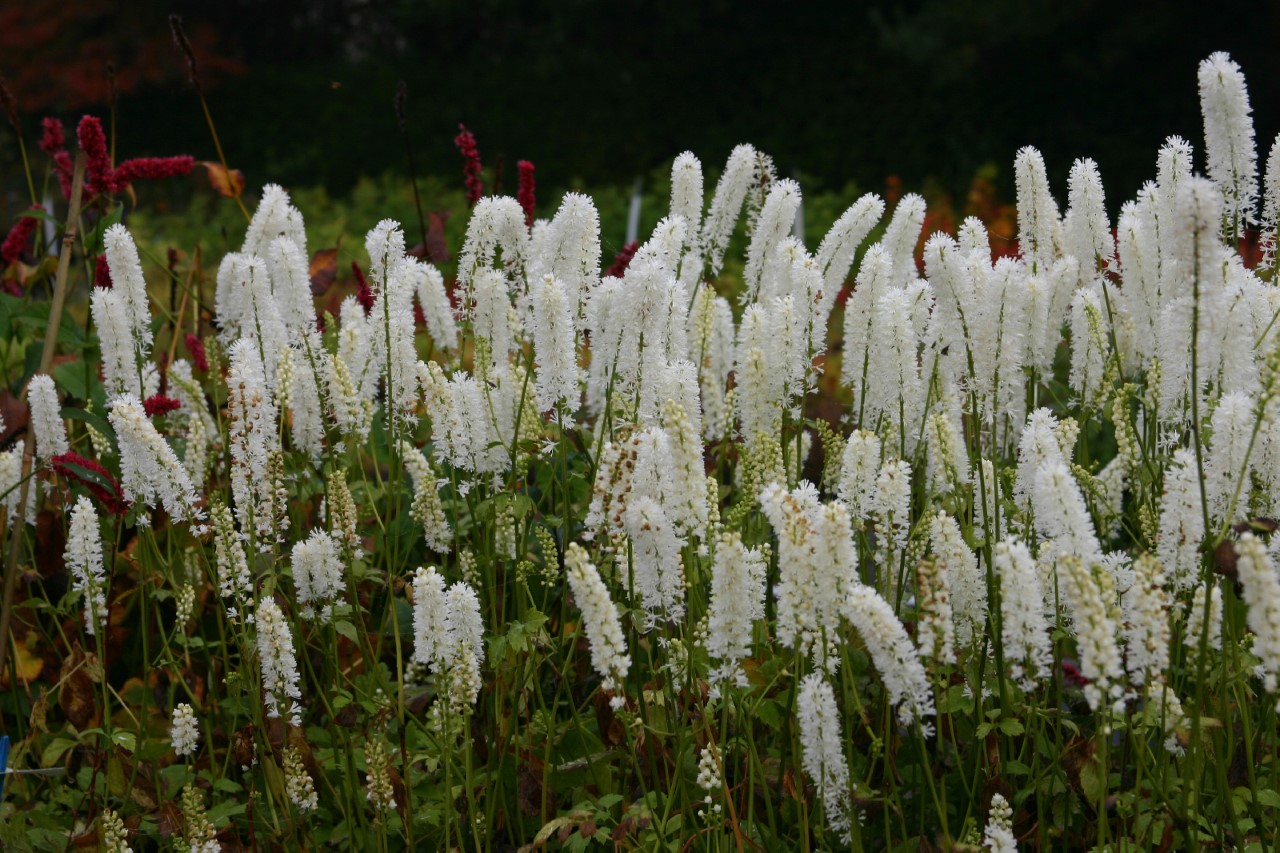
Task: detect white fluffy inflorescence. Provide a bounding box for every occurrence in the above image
[1199,51,1258,235]
[982,793,1016,853]
[65,496,107,635]
[108,395,204,524]
[993,537,1052,691]
[705,530,767,689]
[256,597,303,725]
[409,567,485,711]
[564,543,629,707]
[843,584,936,727]
[1235,533,1280,706]
[797,673,852,843]
[291,529,346,622]
[27,374,67,461]
[170,702,200,757]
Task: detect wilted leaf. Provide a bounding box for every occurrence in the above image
[200,161,245,198]
[59,644,98,729]
[309,247,339,295]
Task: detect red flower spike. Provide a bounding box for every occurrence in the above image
[184,333,208,372]
[1,208,40,264]
[112,155,195,188]
[52,150,74,199]
[605,242,639,278]
[76,116,116,195]
[38,117,64,156]
[454,123,484,206]
[516,160,536,228]
[143,394,182,417]
[51,452,129,516]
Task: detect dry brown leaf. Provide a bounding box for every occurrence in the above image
[200,161,245,198]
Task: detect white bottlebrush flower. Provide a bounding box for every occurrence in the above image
[624,495,686,628]
[705,531,766,688]
[1124,553,1171,687]
[442,581,485,711]
[881,193,926,288]
[220,254,289,387]
[930,511,985,648]
[843,584,936,727]
[65,496,107,635]
[265,235,316,336]
[242,183,306,258]
[734,303,785,443]
[1063,157,1114,274]
[1013,408,1067,517]
[226,339,282,543]
[983,793,1016,853]
[1033,461,1102,566]
[1261,133,1280,272]
[401,441,451,552]
[530,273,580,412]
[281,330,327,459]
[742,178,802,302]
[1186,581,1224,655]
[669,152,705,287]
[1204,391,1256,526]
[993,537,1052,691]
[686,288,735,441]
[841,244,894,415]
[91,287,145,398]
[816,193,885,295]
[170,702,199,757]
[109,395,203,524]
[256,596,303,725]
[837,429,881,522]
[27,374,67,461]
[103,224,153,345]
[797,673,852,843]
[871,458,914,555]
[700,144,761,277]
[1198,51,1258,234]
[1057,554,1126,715]
[410,566,449,672]
[564,543,629,706]
[0,442,36,526]
[1235,532,1280,705]
[1014,146,1062,272]
[1156,449,1206,592]
[759,482,827,659]
[529,192,600,321]
[291,529,346,622]
[1067,285,1108,408]
[410,261,459,351]
[456,196,528,303]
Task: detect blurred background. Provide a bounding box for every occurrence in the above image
[1,0,1278,248]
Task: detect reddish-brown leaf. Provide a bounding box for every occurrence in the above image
[309,247,339,295]
[426,211,452,263]
[200,161,245,198]
[0,387,29,445]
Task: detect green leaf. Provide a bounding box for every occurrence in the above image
[51,360,92,402]
[1257,789,1280,810]
[40,737,77,768]
[334,620,358,643]
[110,730,137,753]
[998,718,1025,736]
[1079,751,1107,805]
[62,407,115,445]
